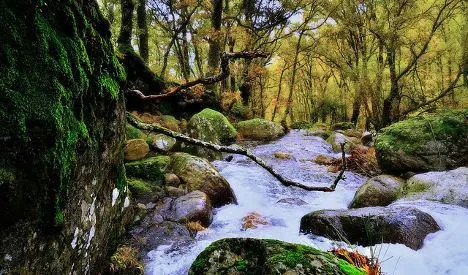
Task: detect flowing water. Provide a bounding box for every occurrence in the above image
[145,130,468,275]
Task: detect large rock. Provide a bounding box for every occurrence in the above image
[124,139,150,161]
[375,109,468,174]
[300,206,440,250]
[189,238,365,275]
[169,191,213,227]
[170,153,237,207]
[187,108,237,144]
[401,167,468,207]
[127,178,165,203]
[186,108,237,159]
[0,1,132,273]
[148,133,177,152]
[349,175,404,208]
[326,132,356,153]
[125,156,170,183]
[237,118,285,141]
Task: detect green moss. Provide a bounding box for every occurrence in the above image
[188,108,237,143]
[0,1,126,227]
[375,109,468,154]
[338,259,366,275]
[332,122,355,130]
[126,123,145,140]
[160,115,180,131]
[125,156,170,183]
[127,178,152,196]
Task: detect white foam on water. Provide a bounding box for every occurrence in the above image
[145,130,468,275]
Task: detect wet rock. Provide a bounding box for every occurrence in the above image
[361,131,373,146]
[124,139,150,161]
[164,173,181,187]
[274,151,292,159]
[169,191,213,227]
[189,238,364,275]
[300,205,440,250]
[401,167,468,207]
[149,134,177,152]
[326,132,356,153]
[305,129,331,140]
[276,198,308,206]
[349,175,404,208]
[374,109,468,174]
[171,153,237,207]
[337,129,362,139]
[241,212,269,230]
[125,156,171,182]
[166,186,187,198]
[237,118,285,141]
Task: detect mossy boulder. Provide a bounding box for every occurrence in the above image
[375,109,468,174]
[189,238,365,275]
[127,178,165,203]
[186,108,237,159]
[125,156,170,183]
[349,175,404,208]
[187,108,237,144]
[170,153,237,207]
[126,124,146,140]
[401,167,468,207]
[237,118,285,141]
[0,0,132,273]
[300,205,440,250]
[124,139,150,161]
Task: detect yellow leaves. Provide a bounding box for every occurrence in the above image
[241,212,270,230]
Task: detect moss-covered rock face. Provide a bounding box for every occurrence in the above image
[375,109,468,174]
[189,238,365,275]
[237,118,285,141]
[0,0,131,273]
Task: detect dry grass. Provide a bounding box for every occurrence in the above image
[186,221,206,232]
[327,147,381,177]
[241,212,269,230]
[110,246,144,274]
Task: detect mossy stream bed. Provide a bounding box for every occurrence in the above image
[145,130,468,275]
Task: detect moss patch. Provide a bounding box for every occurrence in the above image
[187,108,237,144]
[125,156,170,183]
[126,123,145,140]
[237,118,285,141]
[0,0,125,228]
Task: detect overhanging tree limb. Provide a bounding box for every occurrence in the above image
[126,113,347,192]
[127,51,268,101]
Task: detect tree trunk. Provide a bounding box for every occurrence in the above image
[118,0,135,49]
[382,48,400,128]
[137,0,149,63]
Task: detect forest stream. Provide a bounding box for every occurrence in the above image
[144,130,468,275]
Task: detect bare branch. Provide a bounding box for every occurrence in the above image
[126,113,347,192]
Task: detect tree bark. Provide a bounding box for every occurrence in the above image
[137,0,149,63]
[127,113,347,192]
[118,0,135,49]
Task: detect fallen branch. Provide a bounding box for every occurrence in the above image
[127,51,268,100]
[126,113,347,192]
